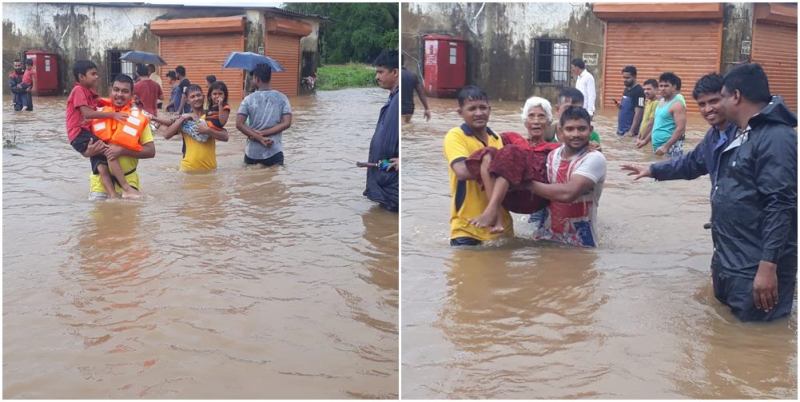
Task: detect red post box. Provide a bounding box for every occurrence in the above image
[423,34,467,97]
[24,50,60,95]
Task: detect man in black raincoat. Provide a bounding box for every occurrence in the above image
[363,49,399,212]
[622,65,796,322]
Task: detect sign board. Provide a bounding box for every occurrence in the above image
[582,53,598,66]
[741,40,751,55]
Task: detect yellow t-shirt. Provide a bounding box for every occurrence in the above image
[180,115,217,172]
[443,124,513,241]
[639,99,658,134]
[89,125,154,194]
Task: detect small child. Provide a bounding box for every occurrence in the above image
[205,81,230,129]
[66,60,141,199]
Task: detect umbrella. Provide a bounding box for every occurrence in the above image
[222,52,284,72]
[120,50,166,66]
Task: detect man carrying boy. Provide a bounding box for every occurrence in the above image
[19,58,35,111]
[66,60,141,199]
[635,79,659,146]
[8,59,26,111]
[86,74,156,200]
[235,63,292,167]
[530,106,606,247]
[614,65,645,137]
[443,85,513,246]
[364,49,399,212]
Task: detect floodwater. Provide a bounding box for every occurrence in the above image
[3,88,397,398]
[401,98,797,399]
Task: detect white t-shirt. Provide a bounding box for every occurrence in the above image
[533,146,606,247]
[575,69,596,116]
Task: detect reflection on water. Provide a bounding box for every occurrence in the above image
[401,98,796,398]
[3,89,397,398]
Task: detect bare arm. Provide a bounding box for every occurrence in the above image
[530,175,596,203]
[105,141,156,160]
[162,114,190,140]
[450,159,475,181]
[235,113,264,140]
[663,102,686,149]
[415,80,430,114]
[630,106,644,136]
[198,121,229,142]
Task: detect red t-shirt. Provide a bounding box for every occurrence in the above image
[22,69,34,85]
[66,83,99,142]
[134,79,163,115]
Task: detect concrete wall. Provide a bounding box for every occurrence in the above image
[3,2,167,95]
[721,2,754,73]
[402,2,605,102]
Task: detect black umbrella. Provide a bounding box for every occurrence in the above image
[120,51,166,66]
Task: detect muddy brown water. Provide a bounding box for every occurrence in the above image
[3,89,397,398]
[401,98,796,399]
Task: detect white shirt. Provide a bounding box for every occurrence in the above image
[575,69,596,116]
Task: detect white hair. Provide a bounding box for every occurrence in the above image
[520,96,553,123]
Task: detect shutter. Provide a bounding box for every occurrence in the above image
[603,21,722,115]
[158,33,245,104]
[752,22,797,112]
[265,33,300,96]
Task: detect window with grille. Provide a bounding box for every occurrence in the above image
[107,49,134,84]
[533,39,570,85]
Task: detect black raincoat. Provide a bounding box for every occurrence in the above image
[363,88,399,212]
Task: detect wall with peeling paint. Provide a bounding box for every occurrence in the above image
[3,3,321,96]
[3,3,167,95]
[402,2,605,102]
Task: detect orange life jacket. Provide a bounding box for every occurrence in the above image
[90,102,148,152]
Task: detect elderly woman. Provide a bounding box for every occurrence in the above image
[467,96,561,232]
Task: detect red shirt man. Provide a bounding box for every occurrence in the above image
[133,65,162,115]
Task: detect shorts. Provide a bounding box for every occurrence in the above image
[70,129,108,175]
[244,151,284,167]
[450,237,482,247]
[712,266,796,322]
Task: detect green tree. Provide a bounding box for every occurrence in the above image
[284,3,398,64]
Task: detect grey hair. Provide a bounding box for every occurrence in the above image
[520,96,553,123]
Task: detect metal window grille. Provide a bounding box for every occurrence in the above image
[107,49,134,84]
[533,39,570,85]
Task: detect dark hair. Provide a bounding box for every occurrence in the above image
[723,63,771,104]
[206,75,217,84]
[643,79,658,88]
[166,70,177,80]
[659,72,682,90]
[622,65,637,76]
[559,87,584,105]
[112,73,134,89]
[692,73,724,100]
[184,84,203,95]
[136,63,149,77]
[175,65,186,76]
[559,105,592,127]
[250,63,272,83]
[147,64,156,73]
[72,60,97,81]
[25,58,33,66]
[457,85,489,107]
[571,58,586,70]
[13,58,20,63]
[373,49,399,69]
[207,81,229,108]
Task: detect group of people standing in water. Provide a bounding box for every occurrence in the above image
[440,63,796,323]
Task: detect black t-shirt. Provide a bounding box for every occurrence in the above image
[625,83,645,109]
[400,68,417,114]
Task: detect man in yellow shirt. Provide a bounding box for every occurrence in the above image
[637,79,659,145]
[86,75,156,200]
[443,85,513,246]
[163,84,229,172]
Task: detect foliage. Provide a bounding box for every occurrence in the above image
[316,63,376,90]
[283,3,398,64]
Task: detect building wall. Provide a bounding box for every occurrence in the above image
[3,2,166,95]
[402,2,605,102]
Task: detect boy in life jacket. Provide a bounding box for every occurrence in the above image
[66,61,143,199]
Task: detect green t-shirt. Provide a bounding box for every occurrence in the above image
[548,130,601,144]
